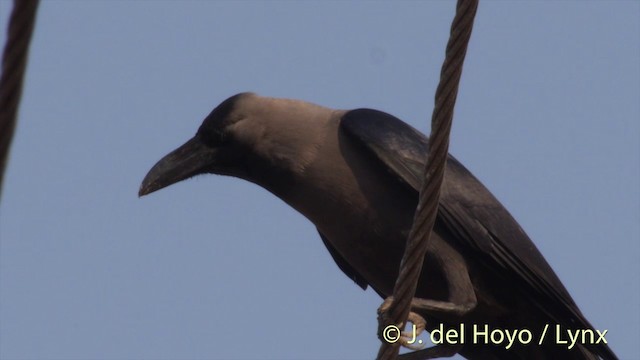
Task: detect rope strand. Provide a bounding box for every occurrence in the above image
[0,0,40,199]
[377,1,478,358]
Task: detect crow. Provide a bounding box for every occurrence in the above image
[140,93,616,359]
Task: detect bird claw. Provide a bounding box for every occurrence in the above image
[400,311,427,350]
[378,297,427,350]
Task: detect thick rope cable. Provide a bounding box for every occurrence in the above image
[376,1,478,359]
[0,0,40,199]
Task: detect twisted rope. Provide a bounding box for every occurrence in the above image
[377,0,478,359]
[0,0,40,199]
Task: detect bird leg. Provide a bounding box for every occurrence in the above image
[408,296,476,318]
[409,248,478,320]
[379,252,478,358]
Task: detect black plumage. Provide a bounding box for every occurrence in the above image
[140,93,616,359]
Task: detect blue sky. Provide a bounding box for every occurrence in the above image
[1,1,638,359]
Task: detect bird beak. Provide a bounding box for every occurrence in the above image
[139,136,215,197]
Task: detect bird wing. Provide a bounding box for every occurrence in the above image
[340,108,592,332]
[317,230,369,291]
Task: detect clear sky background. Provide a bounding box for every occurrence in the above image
[0,1,638,359]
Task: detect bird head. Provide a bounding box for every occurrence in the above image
[138,93,255,197]
[139,92,332,197]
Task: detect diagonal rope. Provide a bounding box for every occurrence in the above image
[376,0,478,359]
[0,0,40,199]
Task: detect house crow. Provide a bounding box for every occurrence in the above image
[139,93,616,360]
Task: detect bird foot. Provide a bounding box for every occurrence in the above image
[378,297,427,350]
[401,311,427,350]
